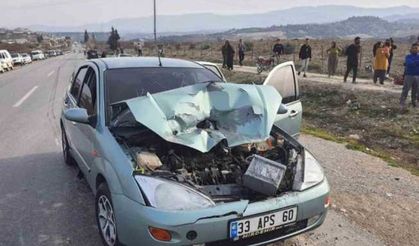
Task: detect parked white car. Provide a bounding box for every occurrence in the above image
[0,50,14,71]
[31,50,45,60]
[11,53,24,65]
[21,53,32,64]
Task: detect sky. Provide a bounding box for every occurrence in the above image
[3,0,419,28]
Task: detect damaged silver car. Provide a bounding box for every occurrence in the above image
[60,57,330,246]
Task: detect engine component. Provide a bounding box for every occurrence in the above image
[243,155,287,196]
[136,151,162,171]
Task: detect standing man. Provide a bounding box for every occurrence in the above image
[238,39,245,66]
[373,42,390,85]
[386,38,397,76]
[327,41,342,78]
[298,38,312,77]
[344,37,361,83]
[400,43,419,110]
[221,42,227,68]
[272,39,284,65]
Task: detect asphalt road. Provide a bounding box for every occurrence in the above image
[0,54,102,246]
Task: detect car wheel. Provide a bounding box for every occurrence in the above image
[61,127,74,165]
[96,183,120,246]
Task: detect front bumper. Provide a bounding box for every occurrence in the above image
[113,179,330,246]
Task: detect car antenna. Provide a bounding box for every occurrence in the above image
[154,0,162,67]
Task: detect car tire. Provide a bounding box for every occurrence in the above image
[96,183,120,246]
[61,127,75,166]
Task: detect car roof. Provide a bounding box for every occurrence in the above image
[97,57,203,70]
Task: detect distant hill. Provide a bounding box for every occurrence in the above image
[215,16,419,39]
[29,5,419,34]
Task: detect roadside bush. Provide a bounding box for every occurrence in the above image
[244,41,254,51]
[200,44,210,50]
[283,43,295,54]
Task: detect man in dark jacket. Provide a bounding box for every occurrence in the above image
[298,38,312,77]
[344,37,361,83]
[273,39,284,65]
[400,43,419,110]
[238,39,245,66]
[386,38,397,76]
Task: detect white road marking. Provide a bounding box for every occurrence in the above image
[47,71,55,77]
[13,86,39,108]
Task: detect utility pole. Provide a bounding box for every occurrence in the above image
[154,0,157,42]
[153,0,162,66]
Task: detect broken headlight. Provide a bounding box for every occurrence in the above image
[294,151,325,191]
[134,176,215,211]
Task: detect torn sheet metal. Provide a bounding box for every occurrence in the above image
[124,82,282,153]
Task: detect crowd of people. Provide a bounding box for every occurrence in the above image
[220,35,419,110]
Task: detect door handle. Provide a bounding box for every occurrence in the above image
[289,110,299,118]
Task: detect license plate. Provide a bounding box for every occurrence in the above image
[229,207,297,241]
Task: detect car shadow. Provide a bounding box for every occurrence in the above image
[0,152,102,245]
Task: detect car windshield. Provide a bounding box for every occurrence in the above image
[106,67,222,105]
[11,54,18,58]
[32,51,40,55]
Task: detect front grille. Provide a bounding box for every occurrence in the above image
[206,220,308,246]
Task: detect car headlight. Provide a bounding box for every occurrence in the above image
[293,150,325,191]
[134,175,215,211]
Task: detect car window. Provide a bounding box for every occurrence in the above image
[70,67,88,100]
[204,65,223,79]
[265,65,298,104]
[106,67,222,105]
[78,68,97,115]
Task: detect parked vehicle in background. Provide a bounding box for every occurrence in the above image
[31,50,46,60]
[0,50,14,71]
[57,50,64,55]
[47,50,57,57]
[86,49,99,59]
[21,53,32,64]
[11,53,24,65]
[0,62,4,73]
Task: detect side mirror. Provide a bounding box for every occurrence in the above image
[277,104,289,114]
[64,108,89,124]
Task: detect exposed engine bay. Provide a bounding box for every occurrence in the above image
[112,125,304,203]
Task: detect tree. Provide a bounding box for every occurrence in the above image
[107,27,121,52]
[84,30,89,43]
[36,34,44,43]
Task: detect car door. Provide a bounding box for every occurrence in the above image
[74,67,99,177]
[263,61,302,138]
[63,66,90,174]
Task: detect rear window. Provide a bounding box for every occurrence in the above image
[106,67,222,105]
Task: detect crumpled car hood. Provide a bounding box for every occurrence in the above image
[123,82,282,153]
